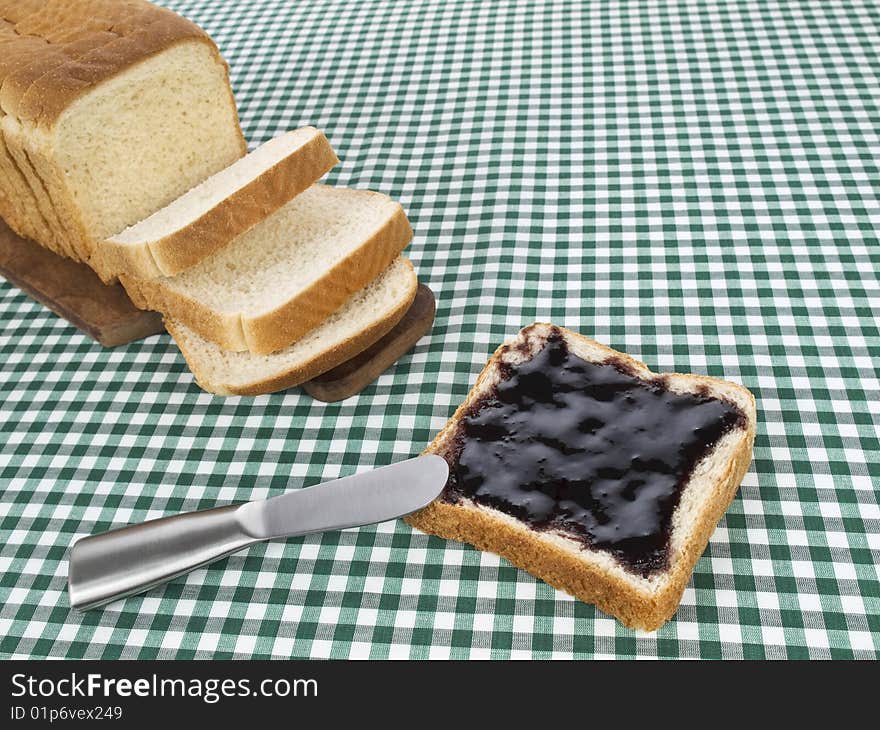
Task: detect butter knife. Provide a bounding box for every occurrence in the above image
[68,454,448,611]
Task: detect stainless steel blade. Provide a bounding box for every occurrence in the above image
[68,454,449,610]
[237,454,449,539]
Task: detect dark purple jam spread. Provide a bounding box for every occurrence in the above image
[442,329,745,575]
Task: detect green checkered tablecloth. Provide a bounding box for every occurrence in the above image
[1,0,878,660]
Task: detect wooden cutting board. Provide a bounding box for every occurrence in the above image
[303,283,436,402]
[0,219,164,346]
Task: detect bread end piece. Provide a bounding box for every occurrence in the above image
[406,323,757,631]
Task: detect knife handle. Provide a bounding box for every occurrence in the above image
[68,504,261,611]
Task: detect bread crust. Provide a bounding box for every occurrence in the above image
[0,11,161,118]
[1,116,75,258]
[405,324,757,630]
[0,16,67,252]
[0,3,208,125]
[122,191,414,355]
[166,259,419,396]
[97,128,339,279]
[0,136,62,253]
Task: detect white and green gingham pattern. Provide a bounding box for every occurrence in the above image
[1,0,878,659]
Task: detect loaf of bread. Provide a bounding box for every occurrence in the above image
[406,324,757,630]
[97,127,338,280]
[0,2,429,400]
[0,0,245,277]
[166,257,418,396]
[122,185,413,355]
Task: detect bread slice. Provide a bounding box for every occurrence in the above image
[0,1,245,276]
[166,256,418,396]
[95,127,338,279]
[122,185,413,355]
[406,324,757,630]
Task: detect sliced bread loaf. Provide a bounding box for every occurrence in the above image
[0,1,245,276]
[122,185,413,355]
[166,256,418,396]
[406,324,757,630]
[95,127,338,280]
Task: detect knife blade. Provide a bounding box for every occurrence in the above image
[68,454,448,611]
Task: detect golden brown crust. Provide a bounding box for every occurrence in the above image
[124,198,414,355]
[0,14,66,251]
[97,129,339,279]
[1,24,152,117]
[405,323,757,630]
[0,2,208,125]
[167,261,419,396]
